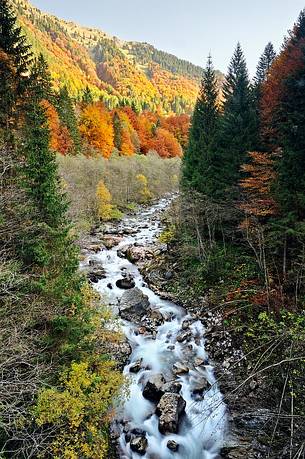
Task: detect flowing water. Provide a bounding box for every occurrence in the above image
[83,197,227,459]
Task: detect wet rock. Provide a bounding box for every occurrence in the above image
[156,393,186,434]
[163,381,182,394]
[116,276,136,290]
[192,378,211,398]
[149,309,164,325]
[167,440,179,452]
[143,374,166,402]
[176,329,192,343]
[129,359,143,374]
[130,436,148,455]
[194,357,206,367]
[119,288,150,324]
[85,265,106,283]
[173,362,189,375]
[102,235,123,249]
[107,283,113,289]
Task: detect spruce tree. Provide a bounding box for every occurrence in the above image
[0,0,32,127]
[29,54,53,101]
[182,55,220,194]
[0,0,31,80]
[82,85,93,105]
[254,42,276,87]
[57,86,82,154]
[113,111,122,150]
[219,43,256,194]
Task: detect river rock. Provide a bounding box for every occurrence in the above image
[143,374,166,402]
[156,393,186,434]
[116,276,136,290]
[130,436,148,455]
[129,359,143,373]
[119,288,150,323]
[167,440,179,452]
[102,235,123,249]
[192,377,211,398]
[85,264,106,283]
[176,329,192,343]
[163,380,182,394]
[173,362,189,375]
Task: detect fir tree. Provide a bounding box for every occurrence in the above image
[254,42,277,86]
[57,86,81,154]
[0,0,32,127]
[29,54,53,102]
[182,55,220,194]
[113,111,122,150]
[219,43,256,194]
[82,85,93,105]
[0,0,32,76]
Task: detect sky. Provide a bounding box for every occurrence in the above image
[30,0,305,76]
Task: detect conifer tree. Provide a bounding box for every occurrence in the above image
[57,86,81,154]
[0,0,32,77]
[0,0,31,127]
[219,43,256,194]
[254,42,277,87]
[182,55,220,194]
[82,85,94,105]
[29,53,53,101]
[113,111,122,150]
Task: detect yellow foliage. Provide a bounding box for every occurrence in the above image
[96,180,122,221]
[136,174,153,203]
[35,359,123,458]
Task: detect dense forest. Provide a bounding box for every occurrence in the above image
[12,0,224,114]
[175,8,305,458]
[1,0,305,458]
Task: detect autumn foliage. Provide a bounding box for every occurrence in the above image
[79,103,114,158]
[41,99,73,154]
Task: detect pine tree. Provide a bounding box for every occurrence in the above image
[254,42,277,86]
[0,0,32,127]
[29,54,53,102]
[113,111,122,150]
[219,43,256,194]
[182,55,220,194]
[0,0,32,77]
[57,86,81,154]
[82,85,93,105]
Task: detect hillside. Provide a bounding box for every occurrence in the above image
[12,0,222,114]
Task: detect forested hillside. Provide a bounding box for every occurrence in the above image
[12,0,223,114]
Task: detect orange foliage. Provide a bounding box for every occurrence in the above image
[260,37,305,145]
[41,100,73,154]
[79,103,114,158]
[148,128,183,158]
[161,114,190,149]
[239,151,279,220]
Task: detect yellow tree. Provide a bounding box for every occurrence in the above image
[96,180,122,220]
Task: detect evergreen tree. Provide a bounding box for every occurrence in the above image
[182,55,220,194]
[113,111,122,150]
[254,42,277,87]
[82,85,93,105]
[57,86,81,154]
[0,0,32,77]
[0,0,31,127]
[219,43,256,194]
[29,53,53,102]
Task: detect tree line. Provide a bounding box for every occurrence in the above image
[0,2,123,457]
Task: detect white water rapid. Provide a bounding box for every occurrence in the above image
[83,197,227,459]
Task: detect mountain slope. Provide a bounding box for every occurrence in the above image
[13,0,223,113]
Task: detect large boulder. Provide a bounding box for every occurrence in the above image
[116,275,136,290]
[143,374,166,402]
[156,393,186,434]
[130,436,148,455]
[119,288,150,323]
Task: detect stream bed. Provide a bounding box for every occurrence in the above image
[82,197,227,459]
